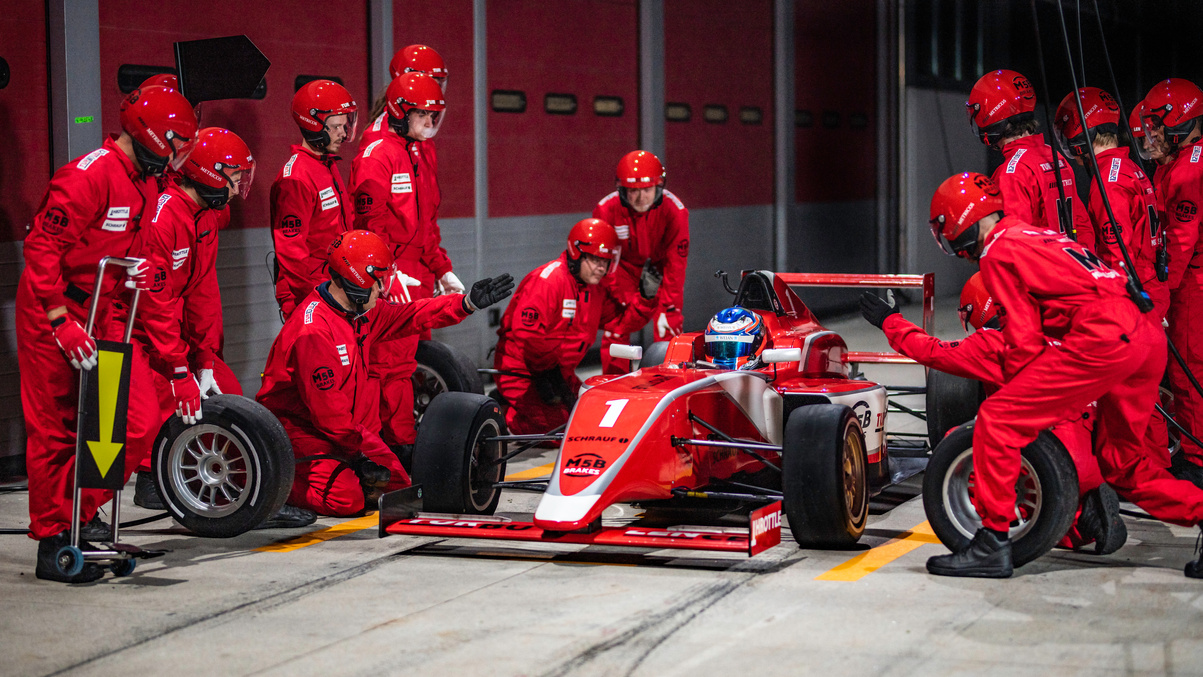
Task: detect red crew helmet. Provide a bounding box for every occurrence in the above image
[327,230,396,306]
[292,79,359,151]
[566,217,621,277]
[1141,78,1203,149]
[615,150,666,210]
[929,172,1004,258]
[179,127,255,209]
[965,69,1037,146]
[119,84,198,176]
[389,44,448,91]
[385,72,446,140]
[1053,87,1121,157]
[959,272,1002,332]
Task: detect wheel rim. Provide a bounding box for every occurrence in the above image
[843,425,868,527]
[467,418,503,512]
[412,365,450,423]
[168,424,252,518]
[942,447,1042,541]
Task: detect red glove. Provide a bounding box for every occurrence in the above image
[51,317,98,370]
[171,366,203,425]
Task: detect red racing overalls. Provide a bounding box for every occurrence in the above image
[993,135,1096,250]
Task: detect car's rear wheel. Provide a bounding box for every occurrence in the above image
[782,404,868,548]
[925,369,984,449]
[414,340,483,424]
[412,392,507,515]
[922,422,1078,566]
[153,395,294,538]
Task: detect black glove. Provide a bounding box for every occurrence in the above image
[639,259,663,300]
[532,367,569,405]
[464,274,516,312]
[859,290,899,329]
[350,456,391,490]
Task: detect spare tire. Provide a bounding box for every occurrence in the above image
[922,422,1078,567]
[153,395,294,538]
[925,369,985,449]
[414,340,483,424]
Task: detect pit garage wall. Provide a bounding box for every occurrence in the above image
[0,0,886,467]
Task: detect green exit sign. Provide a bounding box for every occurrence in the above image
[73,115,94,124]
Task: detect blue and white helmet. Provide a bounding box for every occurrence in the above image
[704,307,765,369]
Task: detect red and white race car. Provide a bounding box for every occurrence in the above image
[380,270,941,556]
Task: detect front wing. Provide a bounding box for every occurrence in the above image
[379,486,782,557]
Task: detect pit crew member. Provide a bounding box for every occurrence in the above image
[493,218,656,435]
[925,172,1203,579]
[256,230,513,516]
[966,70,1095,248]
[593,150,690,374]
[271,79,358,320]
[17,84,197,582]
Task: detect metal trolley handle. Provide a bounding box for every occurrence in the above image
[85,256,143,341]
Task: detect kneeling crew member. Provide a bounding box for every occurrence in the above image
[257,230,512,516]
[493,218,657,435]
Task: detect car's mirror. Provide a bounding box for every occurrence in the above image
[762,348,802,364]
[608,344,644,361]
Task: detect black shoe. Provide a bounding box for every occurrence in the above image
[1078,484,1127,556]
[35,532,106,583]
[927,528,1013,578]
[133,471,165,510]
[253,504,318,530]
[1170,454,1203,491]
[79,514,113,543]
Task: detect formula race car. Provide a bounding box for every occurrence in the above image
[380,270,945,556]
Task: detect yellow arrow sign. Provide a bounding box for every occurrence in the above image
[86,349,125,478]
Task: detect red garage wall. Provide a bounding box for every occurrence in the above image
[664,0,775,209]
[795,2,877,203]
[487,0,639,217]
[98,1,371,231]
[0,2,49,242]
[393,0,475,220]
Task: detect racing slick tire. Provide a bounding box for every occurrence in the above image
[923,422,1079,567]
[412,392,507,515]
[152,395,295,538]
[640,341,671,369]
[925,369,985,450]
[782,404,869,548]
[414,340,484,424]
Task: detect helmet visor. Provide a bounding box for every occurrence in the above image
[325,111,358,147]
[705,333,757,361]
[408,108,444,140]
[957,303,974,333]
[930,218,980,257]
[166,132,195,172]
[225,159,256,200]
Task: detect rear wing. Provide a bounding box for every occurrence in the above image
[773,272,934,365]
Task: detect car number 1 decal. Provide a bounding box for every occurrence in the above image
[599,399,629,428]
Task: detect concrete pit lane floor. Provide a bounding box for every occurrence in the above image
[3,298,1203,677]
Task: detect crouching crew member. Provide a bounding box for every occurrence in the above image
[925,172,1203,579]
[860,274,1124,554]
[17,84,197,582]
[271,80,358,320]
[257,230,513,516]
[493,218,657,435]
[593,151,690,373]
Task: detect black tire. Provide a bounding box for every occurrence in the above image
[782,404,869,548]
[641,341,671,368]
[925,369,985,449]
[922,422,1079,567]
[153,395,295,538]
[413,340,484,424]
[412,392,507,514]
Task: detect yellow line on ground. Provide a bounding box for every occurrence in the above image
[815,521,941,582]
[505,461,555,481]
[255,513,379,553]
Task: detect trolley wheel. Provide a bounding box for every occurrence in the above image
[54,545,84,577]
[110,558,136,577]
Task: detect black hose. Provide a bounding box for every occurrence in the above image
[0,512,172,536]
[1029,0,1078,241]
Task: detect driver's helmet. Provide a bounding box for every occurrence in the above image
[704,307,765,369]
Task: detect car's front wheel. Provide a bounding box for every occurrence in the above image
[782,404,868,548]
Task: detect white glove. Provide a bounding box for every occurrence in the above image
[124,257,151,290]
[439,271,466,295]
[197,368,222,400]
[656,312,680,339]
[387,270,423,304]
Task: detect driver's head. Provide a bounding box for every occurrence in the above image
[615,150,665,213]
[704,307,765,370]
[565,218,620,285]
[958,272,1002,332]
[327,230,395,312]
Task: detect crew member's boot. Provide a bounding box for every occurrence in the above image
[927,527,1013,578]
